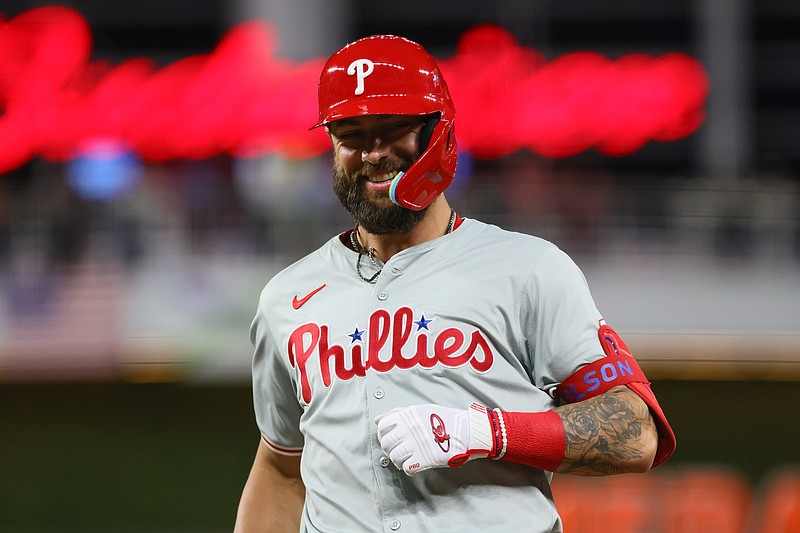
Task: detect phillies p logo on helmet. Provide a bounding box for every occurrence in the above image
[347,59,374,95]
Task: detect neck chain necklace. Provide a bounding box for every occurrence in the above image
[351,209,457,284]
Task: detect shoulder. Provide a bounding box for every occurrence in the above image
[257,237,338,307]
[454,218,588,285]
[455,218,560,263]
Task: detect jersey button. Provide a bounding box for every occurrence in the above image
[379,456,390,468]
[390,519,401,530]
[390,266,403,275]
[377,291,388,301]
[373,388,385,399]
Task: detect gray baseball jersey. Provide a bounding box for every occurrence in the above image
[251,217,606,533]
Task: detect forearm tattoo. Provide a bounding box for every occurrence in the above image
[556,386,656,475]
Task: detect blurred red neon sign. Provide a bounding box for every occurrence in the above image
[0,7,708,172]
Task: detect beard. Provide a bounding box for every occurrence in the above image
[333,158,429,235]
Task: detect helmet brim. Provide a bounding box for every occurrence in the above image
[312,94,449,129]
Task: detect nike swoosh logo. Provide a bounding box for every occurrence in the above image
[292,284,327,310]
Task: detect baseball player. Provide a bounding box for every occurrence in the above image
[235,35,676,533]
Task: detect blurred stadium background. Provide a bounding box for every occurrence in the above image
[0,1,799,532]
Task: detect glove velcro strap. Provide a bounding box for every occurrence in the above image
[447,403,494,467]
[466,402,494,452]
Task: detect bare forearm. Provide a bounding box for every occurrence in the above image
[235,444,305,533]
[555,386,657,476]
[235,474,304,532]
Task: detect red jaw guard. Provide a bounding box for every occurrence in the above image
[389,118,457,211]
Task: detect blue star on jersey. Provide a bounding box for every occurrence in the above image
[414,313,433,331]
[346,315,432,345]
[348,326,365,343]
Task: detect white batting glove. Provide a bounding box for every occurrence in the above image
[374,402,495,476]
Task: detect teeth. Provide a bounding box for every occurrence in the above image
[369,171,400,183]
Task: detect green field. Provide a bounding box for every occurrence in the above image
[0,380,797,532]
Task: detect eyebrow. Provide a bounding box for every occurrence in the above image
[331,118,362,127]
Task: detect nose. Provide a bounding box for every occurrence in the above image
[361,137,391,165]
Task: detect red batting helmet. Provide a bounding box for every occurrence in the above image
[313,35,458,211]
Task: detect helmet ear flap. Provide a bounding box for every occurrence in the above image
[389,115,457,211]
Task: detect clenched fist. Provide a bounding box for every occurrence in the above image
[375,403,496,475]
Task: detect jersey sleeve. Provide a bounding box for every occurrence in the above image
[521,245,605,391]
[250,286,304,455]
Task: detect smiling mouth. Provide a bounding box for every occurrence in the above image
[366,170,402,183]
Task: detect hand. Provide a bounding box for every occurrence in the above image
[374,402,495,476]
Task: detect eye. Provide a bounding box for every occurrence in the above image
[336,129,364,140]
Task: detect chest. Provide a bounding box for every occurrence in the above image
[277,265,526,405]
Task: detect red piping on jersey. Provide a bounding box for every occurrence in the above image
[261,434,303,456]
